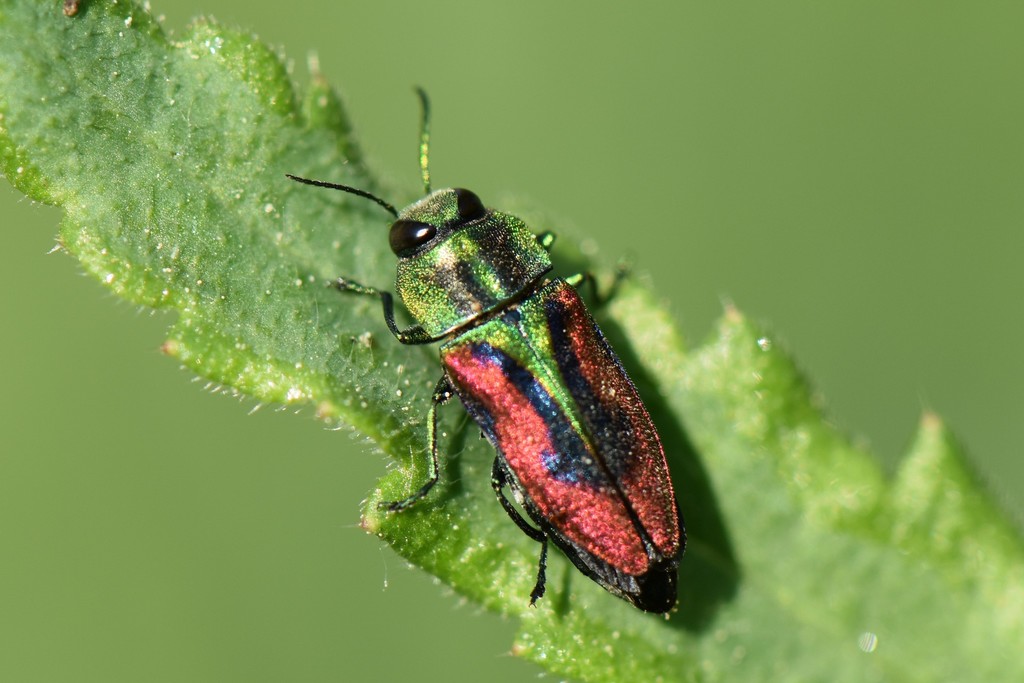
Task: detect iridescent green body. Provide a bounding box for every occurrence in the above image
[395,190,551,337]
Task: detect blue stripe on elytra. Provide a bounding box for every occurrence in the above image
[471,341,606,488]
[541,449,584,484]
[546,295,633,480]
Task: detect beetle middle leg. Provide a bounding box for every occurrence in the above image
[534,227,626,305]
[379,375,454,512]
[491,459,549,605]
[565,265,629,308]
[535,230,556,252]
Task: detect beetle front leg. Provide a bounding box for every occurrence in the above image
[333,277,444,345]
[379,375,454,512]
[491,459,549,605]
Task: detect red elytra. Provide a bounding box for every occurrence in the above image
[441,280,683,611]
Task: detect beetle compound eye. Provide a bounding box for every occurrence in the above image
[453,188,487,222]
[389,219,437,255]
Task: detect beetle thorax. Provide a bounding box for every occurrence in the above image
[395,210,551,337]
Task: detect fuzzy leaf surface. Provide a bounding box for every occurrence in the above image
[1,3,1021,681]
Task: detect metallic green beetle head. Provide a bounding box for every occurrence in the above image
[389,188,551,338]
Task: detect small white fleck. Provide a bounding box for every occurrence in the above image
[264,203,275,214]
[16,166,24,174]
[103,273,115,284]
[757,337,772,351]
[124,15,133,27]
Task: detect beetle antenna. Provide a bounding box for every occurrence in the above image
[415,87,431,195]
[285,174,399,218]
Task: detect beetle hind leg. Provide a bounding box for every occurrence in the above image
[491,458,549,605]
[530,536,549,605]
[379,375,454,512]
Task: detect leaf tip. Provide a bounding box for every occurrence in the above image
[315,401,339,420]
[361,502,384,534]
[904,411,959,473]
[919,410,944,433]
[722,297,741,319]
[160,339,182,358]
[307,51,323,79]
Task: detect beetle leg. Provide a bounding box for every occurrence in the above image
[491,458,549,605]
[332,277,446,345]
[529,537,549,606]
[379,375,454,512]
[564,264,629,307]
[535,231,556,252]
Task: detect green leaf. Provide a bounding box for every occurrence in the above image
[1,2,1021,681]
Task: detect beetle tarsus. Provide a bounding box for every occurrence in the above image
[332,276,373,294]
[535,231,556,252]
[529,537,549,606]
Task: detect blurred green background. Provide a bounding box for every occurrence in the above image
[2,2,1021,681]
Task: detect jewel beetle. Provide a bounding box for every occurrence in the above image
[288,90,684,613]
